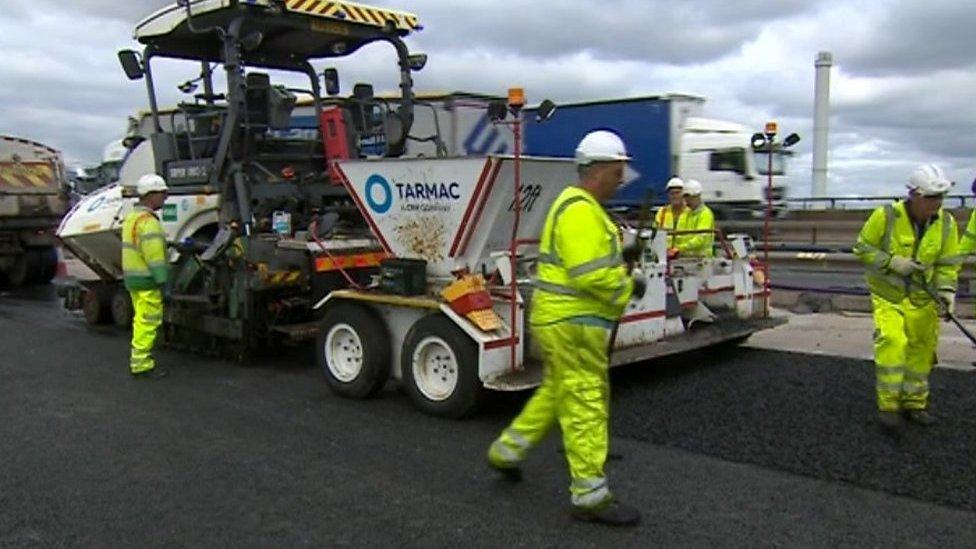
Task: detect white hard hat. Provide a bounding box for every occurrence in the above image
[665,176,684,190]
[683,179,703,196]
[136,173,168,196]
[574,130,631,165]
[907,164,952,196]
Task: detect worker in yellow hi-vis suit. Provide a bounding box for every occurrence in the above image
[122,173,171,380]
[853,164,962,429]
[655,176,685,255]
[960,178,976,255]
[487,130,646,527]
[674,179,715,257]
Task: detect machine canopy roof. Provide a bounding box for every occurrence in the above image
[135,0,421,69]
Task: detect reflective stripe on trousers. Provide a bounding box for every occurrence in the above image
[130,289,163,374]
[486,320,613,508]
[871,295,937,411]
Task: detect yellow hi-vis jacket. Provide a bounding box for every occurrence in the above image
[122,205,169,291]
[675,204,715,257]
[853,200,961,305]
[655,204,686,249]
[960,209,976,256]
[532,186,634,326]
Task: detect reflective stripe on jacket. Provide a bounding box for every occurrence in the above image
[122,205,169,291]
[853,200,961,304]
[532,186,633,326]
[655,205,686,249]
[675,204,715,257]
[960,209,976,256]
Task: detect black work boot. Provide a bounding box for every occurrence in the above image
[877,410,903,431]
[131,368,169,380]
[905,409,936,426]
[571,500,641,527]
[487,461,522,482]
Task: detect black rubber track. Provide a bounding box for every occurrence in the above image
[610,346,976,511]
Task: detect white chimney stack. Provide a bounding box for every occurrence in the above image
[812,51,833,199]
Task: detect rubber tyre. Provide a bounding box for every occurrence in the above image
[6,255,29,287]
[29,247,58,285]
[111,288,134,328]
[82,285,113,325]
[317,301,391,399]
[401,314,483,418]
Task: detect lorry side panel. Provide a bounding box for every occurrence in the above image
[523,98,672,207]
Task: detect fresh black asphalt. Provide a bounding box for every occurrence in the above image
[2,286,975,547]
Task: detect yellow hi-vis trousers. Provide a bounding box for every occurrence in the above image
[488,320,612,509]
[130,289,163,374]
[871,295,938,411]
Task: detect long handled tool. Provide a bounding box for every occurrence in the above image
[913,276,976,347]
[607,189,657,357]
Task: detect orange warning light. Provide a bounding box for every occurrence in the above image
[508,87,526,108]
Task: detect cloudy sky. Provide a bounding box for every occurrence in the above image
[1,0,973,198]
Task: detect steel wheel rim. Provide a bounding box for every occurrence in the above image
[411,336,459,401]
[325,323,364,382]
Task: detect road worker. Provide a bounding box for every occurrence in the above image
[959,177,976,255]
[674,179,715,257]
[853,164,961,429]
[122,174,171,380]
[655,176,685,255]
[487,130,646,526]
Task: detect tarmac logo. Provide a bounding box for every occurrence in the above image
[365,174,393,215]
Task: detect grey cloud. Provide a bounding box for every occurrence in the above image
[56,0,173,23]
[836,0,976,76]
[377,0,817,64]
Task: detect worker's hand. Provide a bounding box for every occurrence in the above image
[630,270,647,300]
[938,289,956,317]
[622,243,642,265]
[667,248,680,260]
[888,256,923,276]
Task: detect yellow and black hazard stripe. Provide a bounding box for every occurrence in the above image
[283,0,421,32]
[0,162,55,188]
[261,270,305,286]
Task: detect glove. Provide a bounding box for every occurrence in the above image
[622,243,642,265]
[887,256,923,276]
[938,289,956,317]
[630,271,647,300]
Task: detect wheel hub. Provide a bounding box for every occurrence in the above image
[412,336,459,401]
[325,323,364,382]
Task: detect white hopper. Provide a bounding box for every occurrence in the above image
[333,155,577,278]
[57,183,219,280]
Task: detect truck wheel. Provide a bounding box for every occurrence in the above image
[6,255,29,287]
[401,314,482,418]
[317,301,391,399]
[111,289,134,328]
[82,285,113,325]
[29,247,58,285]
